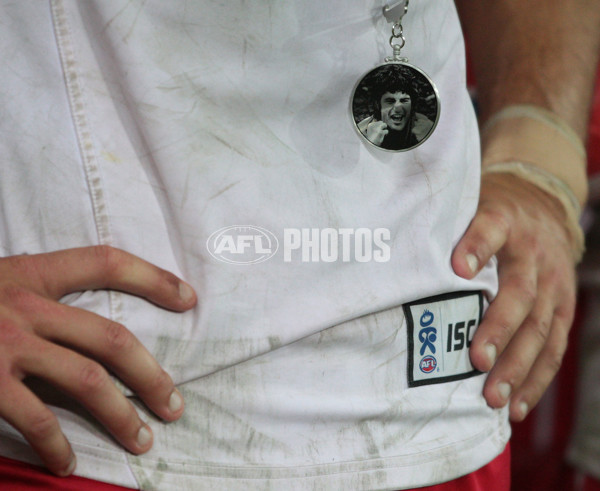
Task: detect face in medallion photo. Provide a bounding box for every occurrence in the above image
[352,63,440,152]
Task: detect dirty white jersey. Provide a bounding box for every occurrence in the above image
[0,1,509,489]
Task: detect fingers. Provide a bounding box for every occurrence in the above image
[366,121,389,145]
[471,256,573,418]
[478,282,554,408]
[451,206,511,279]
[0,246,195,475]
[469,255,538,373]
[25,297,184,422]
[453,173,577,421]
[0,320,156,468]
[470,255,574,419]
[506,303,573,421]
[3,246,197,311]
[0,382,75,476]
[20,339,155,458]
[412,113,434,140]
[0,320,148,477]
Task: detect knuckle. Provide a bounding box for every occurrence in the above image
[488,317,515,343]
[546,348,565,375]
[0,320,28,348]
[0,284,36,309]
[534,238,550,262]
[527,316,551,346]
[145,368,172,395]
[508,274,537,306]
[545,338,568,376]
[481,208,512,236]
[107,406,139,438]
[544,267,564,287]
[504,362,527,388]
[91,245,125,279]
[78,361,109,394]
[104,321,135,353]
[519,282,537,305]
[522,236,543,260]
[26,410,59,442]
[555,294,576,320]
[91,244,117,263]
[555,305,575,324]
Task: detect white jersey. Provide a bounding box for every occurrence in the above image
[0,1,509,489]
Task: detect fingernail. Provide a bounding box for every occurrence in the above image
[169,389,183,413]
[498,382,512,401]
[466,254,479,275]
[518,401,529,419]
[179,282,194,303]
[137,426,152,447]
[59,454,77,476]
[484,344,497,368]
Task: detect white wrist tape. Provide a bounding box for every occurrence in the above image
[480,104,587,262]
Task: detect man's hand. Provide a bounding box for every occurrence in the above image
[452,173,576,421]
[365,119,389,146]
[412,113,434,142]
[0,246,197,476]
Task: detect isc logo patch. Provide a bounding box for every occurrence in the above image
[403,291,483,387]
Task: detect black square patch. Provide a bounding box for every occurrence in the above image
[403,291,483,387]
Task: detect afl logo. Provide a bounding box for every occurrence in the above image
[206,225,279,265]
[419,355,437,374]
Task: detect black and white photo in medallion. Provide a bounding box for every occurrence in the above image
[352,62,440,152]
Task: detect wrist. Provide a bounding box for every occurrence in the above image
[480,104,588,262]
[480,104,587,207]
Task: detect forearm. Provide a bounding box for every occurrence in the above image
[455,0,600,140]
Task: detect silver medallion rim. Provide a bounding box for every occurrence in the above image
[350,61,441,153]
